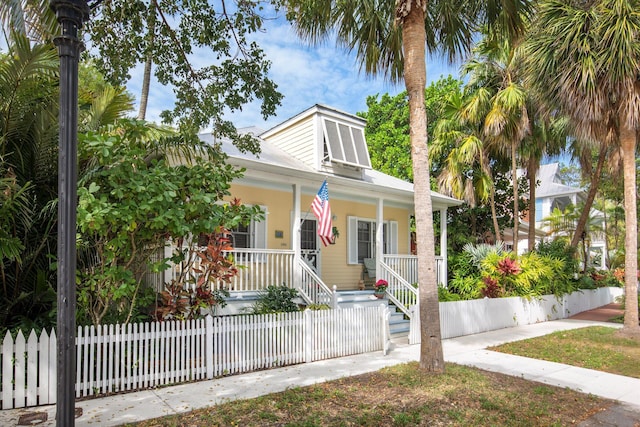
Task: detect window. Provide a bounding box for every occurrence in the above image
[322,119,371,169]
[551,196,572,212]
[230,205,267,250]
[357,221,373,262]
[347,216,398,264]
[231,223,251,248]
[300,219,317,250]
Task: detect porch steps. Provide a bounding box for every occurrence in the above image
[335,291,410,340]
[334,290,387,309]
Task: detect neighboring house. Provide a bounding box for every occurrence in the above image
[166,104,462,313]
[502,219,546,254]
[527,163,607,268]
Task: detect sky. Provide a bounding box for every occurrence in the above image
[124,10,462,133]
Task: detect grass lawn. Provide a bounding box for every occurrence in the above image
[489,326,640,378]
[125,362,611,426]
[124,326,640,427]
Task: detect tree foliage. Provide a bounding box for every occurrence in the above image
[76,119,260,325]
[0,36,61,333]
[86,0,283,149]
[2,0,284,149]
[359,76,463,182]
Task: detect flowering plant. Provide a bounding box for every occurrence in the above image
[374,279,388,292]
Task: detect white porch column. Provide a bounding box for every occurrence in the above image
[440,208,447,285]
[293,184,302,286]
[375,198,384,280]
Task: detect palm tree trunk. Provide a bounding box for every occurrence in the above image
[619,122,639,334]
[401,3,444,373]
[137,55,152,121]
[570,143,607,248]
[483,156,501,241]
[511,141,519,254]
[527,156,538,251]
[490,178,501,241]
[137,1,157,121]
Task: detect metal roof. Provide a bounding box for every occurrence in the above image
[198,128,461,209]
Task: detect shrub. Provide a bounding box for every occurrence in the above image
[447,275,482,300]
[534,240,579,280]
[438,285,461,301]
[462,241,506,269]
[152,281,229,321]
[577,274,597,289]
[480,276,502,298]
[448,251,478,279]
[306,303,331,310]
[588,269,624,288]
[446,240,583,300]
[480,252,574,298]
[251,285,300,314]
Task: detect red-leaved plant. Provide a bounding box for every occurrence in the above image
[497,257,521,276]
[153,226,236,321]
[481,276,503,298]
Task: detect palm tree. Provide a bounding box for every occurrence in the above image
[523,0,640,336]
[431,90,503,241]
[0,35,60,331]
[463,34,532,254]
[0,0,58,44]
[283,0,531,371]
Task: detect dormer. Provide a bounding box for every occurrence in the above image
[260,104,372,179]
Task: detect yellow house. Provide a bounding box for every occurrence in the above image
[195,104,461,311]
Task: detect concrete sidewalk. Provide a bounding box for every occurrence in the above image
[2,318,639,426]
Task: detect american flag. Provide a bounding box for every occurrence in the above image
[311,180,333,246]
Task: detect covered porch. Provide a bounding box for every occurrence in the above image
[155,175,459,322]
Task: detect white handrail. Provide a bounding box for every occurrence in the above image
[297,260,334,307]
[380,262,416,318]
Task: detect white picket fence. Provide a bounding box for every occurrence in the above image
[409,287,624,344]
[1,306,389,410]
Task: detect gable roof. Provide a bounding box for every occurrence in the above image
[535,163,583,198]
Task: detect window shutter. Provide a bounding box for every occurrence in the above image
[253,205,268,249]
[347,216,358,264]
[388,221,398,254]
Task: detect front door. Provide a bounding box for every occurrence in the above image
[300,218,320,272]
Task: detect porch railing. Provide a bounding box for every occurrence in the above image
[382,254,444,285]
[380,255,445,319]
[297,261,336,307]
[379,261,416,318]
[172,248,295,292]
[170,248,335,306]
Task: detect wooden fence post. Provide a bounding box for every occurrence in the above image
[304,310,312,363]
[331,285,338,309]
[205,315,214,379]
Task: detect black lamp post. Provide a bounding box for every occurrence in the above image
[50,0,89,425]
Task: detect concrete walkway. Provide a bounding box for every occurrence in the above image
[2,317,639,426]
